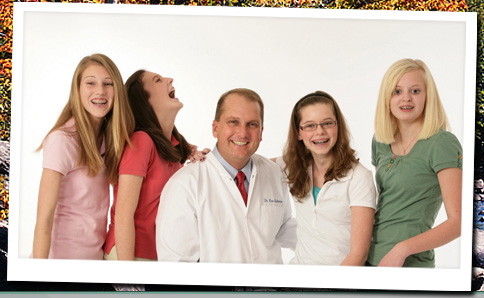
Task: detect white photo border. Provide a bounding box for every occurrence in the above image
[8,3,476,291]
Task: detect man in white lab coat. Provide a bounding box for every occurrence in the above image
[156,88,297,264]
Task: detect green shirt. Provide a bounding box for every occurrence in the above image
[367,130,462,267]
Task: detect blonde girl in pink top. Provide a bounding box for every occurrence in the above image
[33,54,135,259]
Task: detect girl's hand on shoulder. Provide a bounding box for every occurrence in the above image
[187,147,211,164]
[189,144,198,156]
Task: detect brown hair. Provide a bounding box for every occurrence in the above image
[214,88,264,124]
[38,53,135,184]
[125,70,191,163]
[282,91,358,201]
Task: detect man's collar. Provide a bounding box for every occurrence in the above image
[212,143,252,180]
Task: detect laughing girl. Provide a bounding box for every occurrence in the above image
[103,70,207,261]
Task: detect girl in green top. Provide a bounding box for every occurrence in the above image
[367,59,462,267]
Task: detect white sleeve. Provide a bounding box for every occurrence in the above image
[275,173,297,250]
[156,176,200,262]
[276,215,297,250]
[348,164,377,209]
[274,156,287,177]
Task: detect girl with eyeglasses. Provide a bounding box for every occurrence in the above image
[274,91,376,265]
[367,59,462,267]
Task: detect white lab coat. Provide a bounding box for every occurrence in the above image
[156,152,297,264]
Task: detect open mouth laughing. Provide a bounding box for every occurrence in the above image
[169,89,176,99]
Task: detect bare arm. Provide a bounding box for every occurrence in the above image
[114,174,143,260]
[378,167,462,267]
[340,206,375,266]
[33,169,63,258]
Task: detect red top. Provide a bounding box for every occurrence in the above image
[104,131,182,260]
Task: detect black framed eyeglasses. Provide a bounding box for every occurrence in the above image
[300,120,337,132]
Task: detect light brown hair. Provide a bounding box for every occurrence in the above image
[283,91,358,201]
[214,88,264,124]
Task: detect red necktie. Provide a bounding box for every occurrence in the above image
[236,171,248,206]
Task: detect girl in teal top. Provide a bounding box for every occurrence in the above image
[367,59,462,267]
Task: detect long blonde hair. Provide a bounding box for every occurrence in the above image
[374,58,448,144]
[38,54,134,184]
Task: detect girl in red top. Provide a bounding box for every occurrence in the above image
[104,70,206,261]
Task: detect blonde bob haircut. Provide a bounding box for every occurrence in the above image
[374,58,449,144]
[39,53,135,184]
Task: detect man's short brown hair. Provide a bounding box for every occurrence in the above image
[214,88,264,124]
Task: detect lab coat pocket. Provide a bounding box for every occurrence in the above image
[260,202,284,244]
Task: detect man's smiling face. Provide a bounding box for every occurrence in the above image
[212,93,263,170]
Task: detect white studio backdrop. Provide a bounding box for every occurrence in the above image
[8,3,475,291]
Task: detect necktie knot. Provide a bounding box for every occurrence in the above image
[236,171,248,206]
[236,171,245,185]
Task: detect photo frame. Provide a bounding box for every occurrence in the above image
[8,3,476,290]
